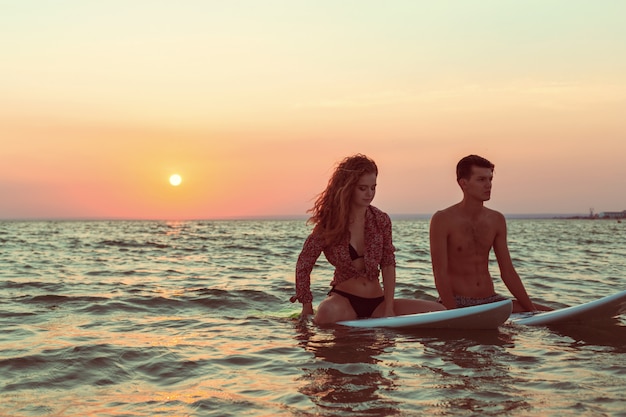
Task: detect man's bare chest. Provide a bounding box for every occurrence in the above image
[449,221,495,254]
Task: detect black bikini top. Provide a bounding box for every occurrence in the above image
[349,243,364,261]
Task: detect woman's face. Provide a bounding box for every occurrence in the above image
[351,172,377,208]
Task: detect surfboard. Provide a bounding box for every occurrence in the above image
[338,299,512,330]
[511,290,626,326]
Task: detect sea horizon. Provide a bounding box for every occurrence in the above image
[0,212,610,222]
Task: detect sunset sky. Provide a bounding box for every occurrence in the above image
[2,1,625,220]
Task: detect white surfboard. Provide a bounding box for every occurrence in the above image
[511,290,626,326]
[338,299,512,330]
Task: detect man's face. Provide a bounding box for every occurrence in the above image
[462,166,493,201]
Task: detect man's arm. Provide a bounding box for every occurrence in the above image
[430,211,456,309]
[492,213,535,311]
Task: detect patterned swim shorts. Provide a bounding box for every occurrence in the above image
[453,293,509,308]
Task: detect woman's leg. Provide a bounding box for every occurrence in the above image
[373,298,445,317]
[314,293,357,324]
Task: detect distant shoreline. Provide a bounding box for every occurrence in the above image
[1,213,623,222]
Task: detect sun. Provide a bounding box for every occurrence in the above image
[169,174,182,186]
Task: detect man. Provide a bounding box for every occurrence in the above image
[429,154,551,312]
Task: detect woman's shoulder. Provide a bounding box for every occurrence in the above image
[306,224,332,246]
[307,224,324,239]
[367,205,392,223]
[368,205,388,216]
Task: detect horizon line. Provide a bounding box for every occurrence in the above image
[0,212,596,222]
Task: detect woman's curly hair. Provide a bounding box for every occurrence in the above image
[307,154,378,245]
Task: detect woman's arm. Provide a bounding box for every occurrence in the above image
[381,264,396,316]
[379,210,396,316]
[292,232,324,314]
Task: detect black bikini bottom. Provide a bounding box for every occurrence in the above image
[328,288,385,318]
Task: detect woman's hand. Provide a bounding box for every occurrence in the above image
[301,302,314,317]
[383,302,395,317]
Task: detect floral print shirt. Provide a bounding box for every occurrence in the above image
[293,205,396,304]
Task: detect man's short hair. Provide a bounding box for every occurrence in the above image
[456,155,494,181]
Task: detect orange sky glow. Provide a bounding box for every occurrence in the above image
[1,1,625,220]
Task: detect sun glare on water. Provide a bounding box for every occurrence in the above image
[169,174,182,186]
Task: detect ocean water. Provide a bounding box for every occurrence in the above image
[0,218,625,417]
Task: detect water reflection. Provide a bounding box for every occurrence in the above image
[294,320,401,416]
[408,328,533,415]
[293,320,536,416]
[546,319,626,351]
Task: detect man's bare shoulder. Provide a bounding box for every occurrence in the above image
[435,204,475,228]
[430,205,462,237]
[482,206,506,223]
[432,204,462,219]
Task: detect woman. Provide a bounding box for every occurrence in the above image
[291,154,445,324]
